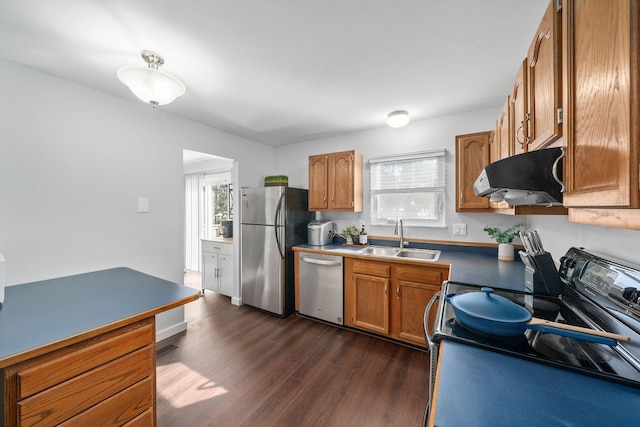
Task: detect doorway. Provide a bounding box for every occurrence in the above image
[183,149,236,277]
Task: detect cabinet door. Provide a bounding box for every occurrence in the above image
[349,273,390,335]
[202,251,219,292]
[511,58,529,155]
[456,132,491,211]
[527,0,562,150]
[496,97,511,161]
[329,151,355,210]
[563,0,639,210]
[393,281,440,347]
[308,154,328,210]
[218,255,234,296]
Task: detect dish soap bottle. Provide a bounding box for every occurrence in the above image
[359,225,368,245]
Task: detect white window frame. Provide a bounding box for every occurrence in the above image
[369,149,446,228]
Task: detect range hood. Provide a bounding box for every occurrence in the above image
[473,147,565,206]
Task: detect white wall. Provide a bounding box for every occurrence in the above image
[275,107,525,245]
[275,107,640,265]
[0,59,274,339]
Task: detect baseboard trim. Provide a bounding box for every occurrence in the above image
[231,297,242,306]
[156,321,188,342]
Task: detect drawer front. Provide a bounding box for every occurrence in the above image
[18,346,154,427]
[396,266,448,285]
[202,240,233,255]
[58,377,153,427]
[123,408,154,427]
[351,260,390,277]
[18,320,154,399]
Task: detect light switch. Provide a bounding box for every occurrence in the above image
[453,223,467,236]
[138,197,149,213]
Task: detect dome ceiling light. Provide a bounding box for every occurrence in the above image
[387,110,410,128]
[117,50,186,107]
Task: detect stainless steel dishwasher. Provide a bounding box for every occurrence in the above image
[298,253,343,325]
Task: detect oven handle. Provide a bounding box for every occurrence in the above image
[424,291,440,347]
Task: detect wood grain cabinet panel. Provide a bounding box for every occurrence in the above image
[3,319,156,427]
[563,0,640,223]
[393,281,440,347]
[345,258,449,347]
[455,131,491,212]
[308,154,329,210]
[511,58,529,156]
[527,0,563,150]
[308,150,363,212]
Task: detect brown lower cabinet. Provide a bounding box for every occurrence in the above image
[344,258,448,347]
[2,318,156,427]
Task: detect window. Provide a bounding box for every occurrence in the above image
[369,150,446,227]
[200,172,232,239]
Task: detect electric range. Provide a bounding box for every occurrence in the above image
[425,247,640,412]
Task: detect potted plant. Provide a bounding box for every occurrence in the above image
[483,224,525,261]
[341,225,359,245]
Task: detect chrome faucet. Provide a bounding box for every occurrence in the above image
[394,218,406,248]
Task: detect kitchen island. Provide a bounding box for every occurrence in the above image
[0,267,200,426]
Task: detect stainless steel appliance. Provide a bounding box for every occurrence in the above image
[307,219,335,246]
[473,147,565,206]
[240,187,313,316]
[299,253,343,325]
[424,247,640,419]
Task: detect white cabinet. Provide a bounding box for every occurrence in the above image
[202,240,234,296]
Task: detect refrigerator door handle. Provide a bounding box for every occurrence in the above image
[274,191,285,259]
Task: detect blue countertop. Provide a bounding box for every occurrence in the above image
[0,267,200,368]
[294,242,526,291]
[432,341,640,427]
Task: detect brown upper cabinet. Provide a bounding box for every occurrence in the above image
[493,97,511,162]
[456,131,491,212]
[562,0,640,228]
[309,150,363,211]
[527,0,563,150]
[511,59,529,156]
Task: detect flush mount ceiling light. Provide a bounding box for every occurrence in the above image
[387,110,410,128]
[117,50,186,108]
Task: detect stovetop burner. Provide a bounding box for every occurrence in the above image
[432,277,640,388]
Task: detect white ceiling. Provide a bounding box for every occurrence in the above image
[0,0,549,147]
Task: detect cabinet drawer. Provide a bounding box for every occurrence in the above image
[18,346,154,426]
[396,266,448,286]
[58,377,153,427]
[123,408,154,427]
[351,260,390,277]
[202,240,233,255]
[18,319,153,399]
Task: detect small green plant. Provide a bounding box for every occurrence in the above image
[341,225,359,237]
[483,224,526,244]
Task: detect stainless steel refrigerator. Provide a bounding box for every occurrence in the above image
[240,187,314,316]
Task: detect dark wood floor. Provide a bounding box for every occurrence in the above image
[156,272,430,426]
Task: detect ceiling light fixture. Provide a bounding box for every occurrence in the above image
[387,110,410,128]
[117,50,186,108]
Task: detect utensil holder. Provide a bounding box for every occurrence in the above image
[519,251,563,296]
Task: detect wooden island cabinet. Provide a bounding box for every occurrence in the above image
[0,267,199,427]
[344,258,448,347]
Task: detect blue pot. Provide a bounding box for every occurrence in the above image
[446,287,618,346]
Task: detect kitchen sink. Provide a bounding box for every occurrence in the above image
[358,246,400,256]
[396,249,441,262]
[357,246,441,262]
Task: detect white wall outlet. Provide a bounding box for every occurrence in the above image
[137,197,149,213]
[453,223,467,236]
